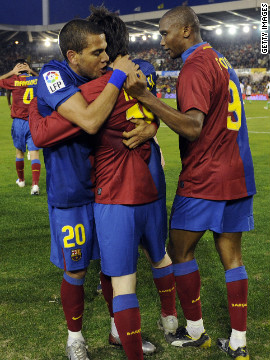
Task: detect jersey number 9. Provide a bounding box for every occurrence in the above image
[227,79,242,131]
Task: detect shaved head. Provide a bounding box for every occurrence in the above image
[159,6,202,59]
[161,6,200,35]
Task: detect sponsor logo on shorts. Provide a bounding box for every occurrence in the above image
[71,248,82,261]
[97,188,102,195]
[43,71,65,93]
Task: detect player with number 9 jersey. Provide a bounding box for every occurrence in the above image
[176,44,256,201]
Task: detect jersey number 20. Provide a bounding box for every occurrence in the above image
[62,224,86,248]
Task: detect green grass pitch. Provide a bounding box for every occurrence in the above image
[0,96,269,359]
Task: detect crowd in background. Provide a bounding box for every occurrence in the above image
[129,41,267,73]
[0,30,269,97]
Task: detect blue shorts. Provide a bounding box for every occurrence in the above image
[48,203,100,271]
[170,195,254,233]
[94,198,167,277]
[11,118,40,152]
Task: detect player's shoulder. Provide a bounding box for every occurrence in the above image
[38,60,79,92]
[41,59,64,71]
[0,74,17,83]
[39,60,70,80]
[18,73,38,81]
[132,58,155,76]
[191,44,216,61]
[80,71,111,92]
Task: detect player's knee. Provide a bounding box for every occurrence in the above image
[152,252,172,268]
[29,150,40,160]
[111,273,136,296]
[16,149,24,158]
[66,268,87,279]
[167,239,193,264]
[221,256,243,271]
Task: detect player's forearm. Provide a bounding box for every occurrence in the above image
[29,98,82,147]
[30,69,39,77]
[30,116,81,148]
[137,91,202,141]
[58,83,121,135]
[0,70,14,80]
[83,83,121,133]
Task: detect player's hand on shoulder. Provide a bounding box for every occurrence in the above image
[113,55,139,75]
[124,70,147,99]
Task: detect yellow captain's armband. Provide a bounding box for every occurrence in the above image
[227,79,242,131]
[62,224,86,248]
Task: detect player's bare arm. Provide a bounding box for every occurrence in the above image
[57,55,139,135]
[23,63,39,77]
[0,63,29,80]
[124,70,204,142]
[29,98,82,148]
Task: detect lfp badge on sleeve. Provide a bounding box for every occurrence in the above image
[43,71,66,94]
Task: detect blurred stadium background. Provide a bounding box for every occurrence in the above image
[0,0,269,98]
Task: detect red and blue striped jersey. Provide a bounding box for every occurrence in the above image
[176,43,256,200]
[80,70,165,205]
[0,73,38,120]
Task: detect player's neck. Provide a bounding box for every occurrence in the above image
[182,35,203,55]
[107,62,113,71]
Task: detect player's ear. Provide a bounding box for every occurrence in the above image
[183,25,192,38]
[66,50,78,65]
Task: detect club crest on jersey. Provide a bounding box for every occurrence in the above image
[71,249,82,261]
[43,71,65,94]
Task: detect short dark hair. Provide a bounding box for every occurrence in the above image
[14,58,30,74]
[88,5,129,63]
[59,18,104,60]
[162,6,201,35]
[14,58,28,66]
